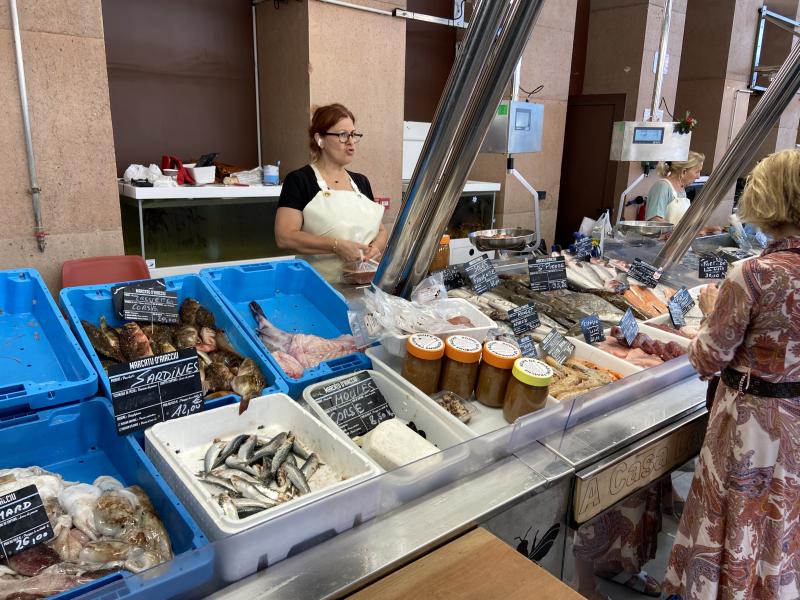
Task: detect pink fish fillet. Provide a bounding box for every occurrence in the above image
[249,301,358,375]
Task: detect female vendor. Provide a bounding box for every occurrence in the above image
[275,103,387,281]
[644,151,704,224]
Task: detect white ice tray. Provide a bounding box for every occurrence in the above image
[381,297,496,358]
[302,370,474,470]
[145,394,380,544]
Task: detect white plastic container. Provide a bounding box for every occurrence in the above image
[263,164,280,185]
[145,394,380,546]
[302,370,474,470]
[381,298,495,357]
[186,165,216,185]
[565,337,644,376]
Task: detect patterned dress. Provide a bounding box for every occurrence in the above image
[663,236,800,600]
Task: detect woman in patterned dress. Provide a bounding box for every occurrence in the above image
[664,148,800,599]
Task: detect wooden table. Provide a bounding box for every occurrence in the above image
[349,528,582,600]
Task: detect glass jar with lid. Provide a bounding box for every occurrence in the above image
[401,333,445,394]
[439,335,482,399]
[503,358,553,423]
[475,340,521,408]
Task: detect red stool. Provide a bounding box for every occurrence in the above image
[61,255,150,289]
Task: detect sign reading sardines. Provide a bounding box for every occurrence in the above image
[0,485,54,560]
[109,348,204,435]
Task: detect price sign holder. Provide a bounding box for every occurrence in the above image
[699,255,728,279]
[516,335,538,358]
[628,258,662,288]
[310,372,394,438]
[508,304,541,336]
[464,255,500,295]
[541,330,575,365]
[528,257,568,292]
[108,347,204,435]
[580,315,604,345]
[0,485,54,560]
[670,287,695,314]
[618,308,639,347]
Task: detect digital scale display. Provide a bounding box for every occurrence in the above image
[632,126,665,144]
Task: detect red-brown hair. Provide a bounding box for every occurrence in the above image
[308,103,356,160]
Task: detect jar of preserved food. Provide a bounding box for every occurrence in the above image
[429,235,451,273]
[401,334,445,394]
[503,358,553,423]
[475,340,521,408]
[440,335,482,399]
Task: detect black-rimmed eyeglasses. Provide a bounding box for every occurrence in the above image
[323,131,364,144]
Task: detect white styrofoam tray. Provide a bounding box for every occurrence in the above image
[381,297,496,357]
[302,370,475,470]
[145,394,380,544]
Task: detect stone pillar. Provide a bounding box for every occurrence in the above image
[0,1,122,292]
[257,0,406,226]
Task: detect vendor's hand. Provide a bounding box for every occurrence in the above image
[334,239,371,263]
[364,243,382,262]
[698,284,719,316]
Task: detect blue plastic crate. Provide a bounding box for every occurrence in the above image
[201,260,371,397]
[0,269,97,415]
[0,398,213,599]
[58,274,288,421]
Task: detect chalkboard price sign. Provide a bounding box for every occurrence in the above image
[108,347,204,435]
[508,303,541,336]
[465,255,500,295]
[618,308,639,347]
[668,300,686,328]
[574,237,593,261]
[670,287,695,314]
[438,264,466,291]
[0,485,54,560]
[112,278,179,325]
[517,335,538,358]
[627,258,662,288]
[540,330,575,365]
[528,257,568,292]
[310,371,395,438]
[698,256,728,279]
[580,315,604,345]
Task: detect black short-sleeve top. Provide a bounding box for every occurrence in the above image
[278,164,375,212]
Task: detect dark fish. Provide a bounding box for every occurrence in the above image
[213,434,249,469]
[197,327,217,353]
[248,432,287,464]
[215,330,244,360]
[174,325,199,350]
[99,316,123,358]
[195,305,216,330]
[232,358,267,413]
[283,462,311,495]
[205,362,234,393]
[270,434,295,477]
[141,323,177,354]
[179,298,200,327]
[81,320,124,362]
[118,322,154,361]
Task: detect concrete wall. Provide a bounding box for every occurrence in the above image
[0,1,122,292]
[469,0,578,246]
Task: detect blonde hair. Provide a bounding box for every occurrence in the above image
[656,150,705,178]
[738,148,800,230]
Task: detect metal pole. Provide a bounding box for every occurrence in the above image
[656,39,800,269]
[10,0,46,251]
[375,0,513,294]
[396,0,546,296]
[252,5,262,167]
[651,0,673,121]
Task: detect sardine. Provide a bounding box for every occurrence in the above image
[248,432,287,464]
[232,497,273,510]
[224,455,261,478]
[217,493,237,519]
[292,438,313,460]
[230,475,278,503]
[301,453,321,480]
[237,435,256,461]
[283,462,311,495]
[200,474,237,494]
[204,441,225,475]
[211,468,262,488]
[213,434,249,469]
[270,434,295,477]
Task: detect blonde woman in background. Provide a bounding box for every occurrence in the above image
[645,151,705,224]
[663,148,800,599]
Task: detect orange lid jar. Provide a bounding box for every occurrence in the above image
[439,335,482,399]
[401,333,445,395]
[475,340,521,408]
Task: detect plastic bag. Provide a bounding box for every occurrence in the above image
[410,272,447,305]
[342,258,380,285]
[232,166,263,186]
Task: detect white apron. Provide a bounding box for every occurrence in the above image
[300,164,384,281]
[665,183,690,225]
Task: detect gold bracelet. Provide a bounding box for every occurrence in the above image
[332,238,338,254]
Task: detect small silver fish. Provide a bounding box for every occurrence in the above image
[232,497,273,510]
[292,438,313,460]
[283,462,311,495]
[230,475,277,503]
[211,468,262,488]
[225,455,261,479]
[237,436,256,462]
[270,434,295,477]
[218,493,237,519]
[300,453,321,480]
[204,441,225,475]
[248,432,288,465]
[213,434,249,470]
[201,474,237,494]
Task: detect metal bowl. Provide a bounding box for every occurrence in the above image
[468,228,536,251]
[616,220,674,238]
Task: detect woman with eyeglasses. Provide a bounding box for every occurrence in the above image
[644,151,704,224]
[275,103,387,282]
